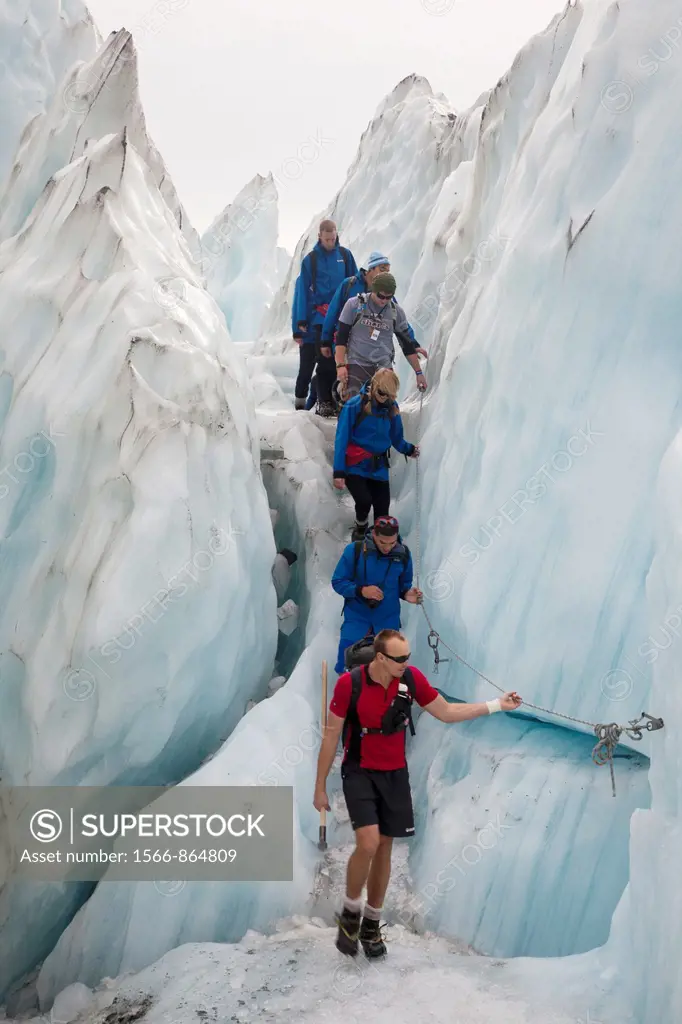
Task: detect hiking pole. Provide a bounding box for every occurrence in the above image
[318,659,328,850]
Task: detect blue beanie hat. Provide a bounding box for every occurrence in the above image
[366,251,390,271]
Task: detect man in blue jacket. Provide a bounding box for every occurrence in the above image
[331,515,423,675]
[292,220,358,415]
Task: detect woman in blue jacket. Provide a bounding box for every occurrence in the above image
[333,368,420,540]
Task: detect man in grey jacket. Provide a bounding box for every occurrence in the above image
[333,273,428,400]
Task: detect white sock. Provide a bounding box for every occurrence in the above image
[343,896,363,914]
[363,903,382,921]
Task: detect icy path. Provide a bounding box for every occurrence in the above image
[35,348,641,1021]
[14,920,599,1024]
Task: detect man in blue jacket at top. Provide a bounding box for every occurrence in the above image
[292,219,358,416]
[305,252,427,410]
[331,514,423,675]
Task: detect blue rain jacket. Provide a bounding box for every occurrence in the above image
[331,535,413,635]
[333,385,415,482]
[291,240,357,340]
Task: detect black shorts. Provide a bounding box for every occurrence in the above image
[341,763,415,838]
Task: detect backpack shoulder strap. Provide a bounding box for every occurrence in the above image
[343,666,365,763]
[354,398,371,432]
[309,249,317,292]
[342,275,356,305]
[341,247,353,276]
[393,539,410,568]
[351,293,367,328]
[402,667,417,736]
[352,539,363,577]
[350,666,363,706]
[403,667,416,698]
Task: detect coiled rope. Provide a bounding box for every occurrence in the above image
[410,392,663,796]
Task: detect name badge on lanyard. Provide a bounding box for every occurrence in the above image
[370,329,380,341]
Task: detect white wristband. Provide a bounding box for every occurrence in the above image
[486,699,501,714]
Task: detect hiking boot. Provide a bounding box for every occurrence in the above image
[351,522,368,542]
[316,401,337,418]
[335,907,361,956]
[359,916,386,958]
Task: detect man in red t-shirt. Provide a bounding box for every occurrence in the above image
[313,627,522,959]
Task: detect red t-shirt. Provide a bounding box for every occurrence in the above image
[329,665,439,770]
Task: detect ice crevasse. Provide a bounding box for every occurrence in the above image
[0,111,277,1010]
[2,0,682,1023]
[31,3,682,1022]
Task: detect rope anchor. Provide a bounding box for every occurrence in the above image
[592,711,665,797]
[625,711,665,739]
[427,629,450,673]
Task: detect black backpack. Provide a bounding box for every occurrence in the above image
[342,664,417,766]
[340,274,357,306]
[309,246,354,293]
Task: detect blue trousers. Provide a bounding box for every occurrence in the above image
[306,375,317,410]
[335,623,375,674]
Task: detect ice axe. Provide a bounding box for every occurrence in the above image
[318,659,328,851]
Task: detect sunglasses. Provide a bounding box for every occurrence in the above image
[375,292,393,301]
[383,652,410,663]
[374,515,399,536]
[375,388,389,398]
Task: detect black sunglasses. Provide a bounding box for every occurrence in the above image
[375,292,393,301]
[375,388,389,398]
[383,652,410,663]
[374,515,399,536]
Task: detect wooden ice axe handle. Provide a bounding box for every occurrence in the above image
[318,660,328,850]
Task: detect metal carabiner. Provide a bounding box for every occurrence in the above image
[427,630,450,673]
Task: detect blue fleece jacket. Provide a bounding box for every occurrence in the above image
[321,271,420,352]
[291,240,358,340]
[333,384,415,481]
[331,535,413,633]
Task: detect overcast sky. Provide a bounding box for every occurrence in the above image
[86,0,564,251]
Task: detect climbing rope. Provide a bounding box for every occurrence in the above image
[410,392,664,796]
[413,389,424,592]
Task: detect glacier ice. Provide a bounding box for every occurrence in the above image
[272,548,296,603]
[0,0,97,198]
[267,675,287,697]
[407,705,649,958]
[201,173,291,342]
[0,123,278,996]
[35,372,358,999]
[2,0,682,1020]
[34,922,591,1024]
[277,599,300,636]
[49,982,93,1024]
[0,27,198,251]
